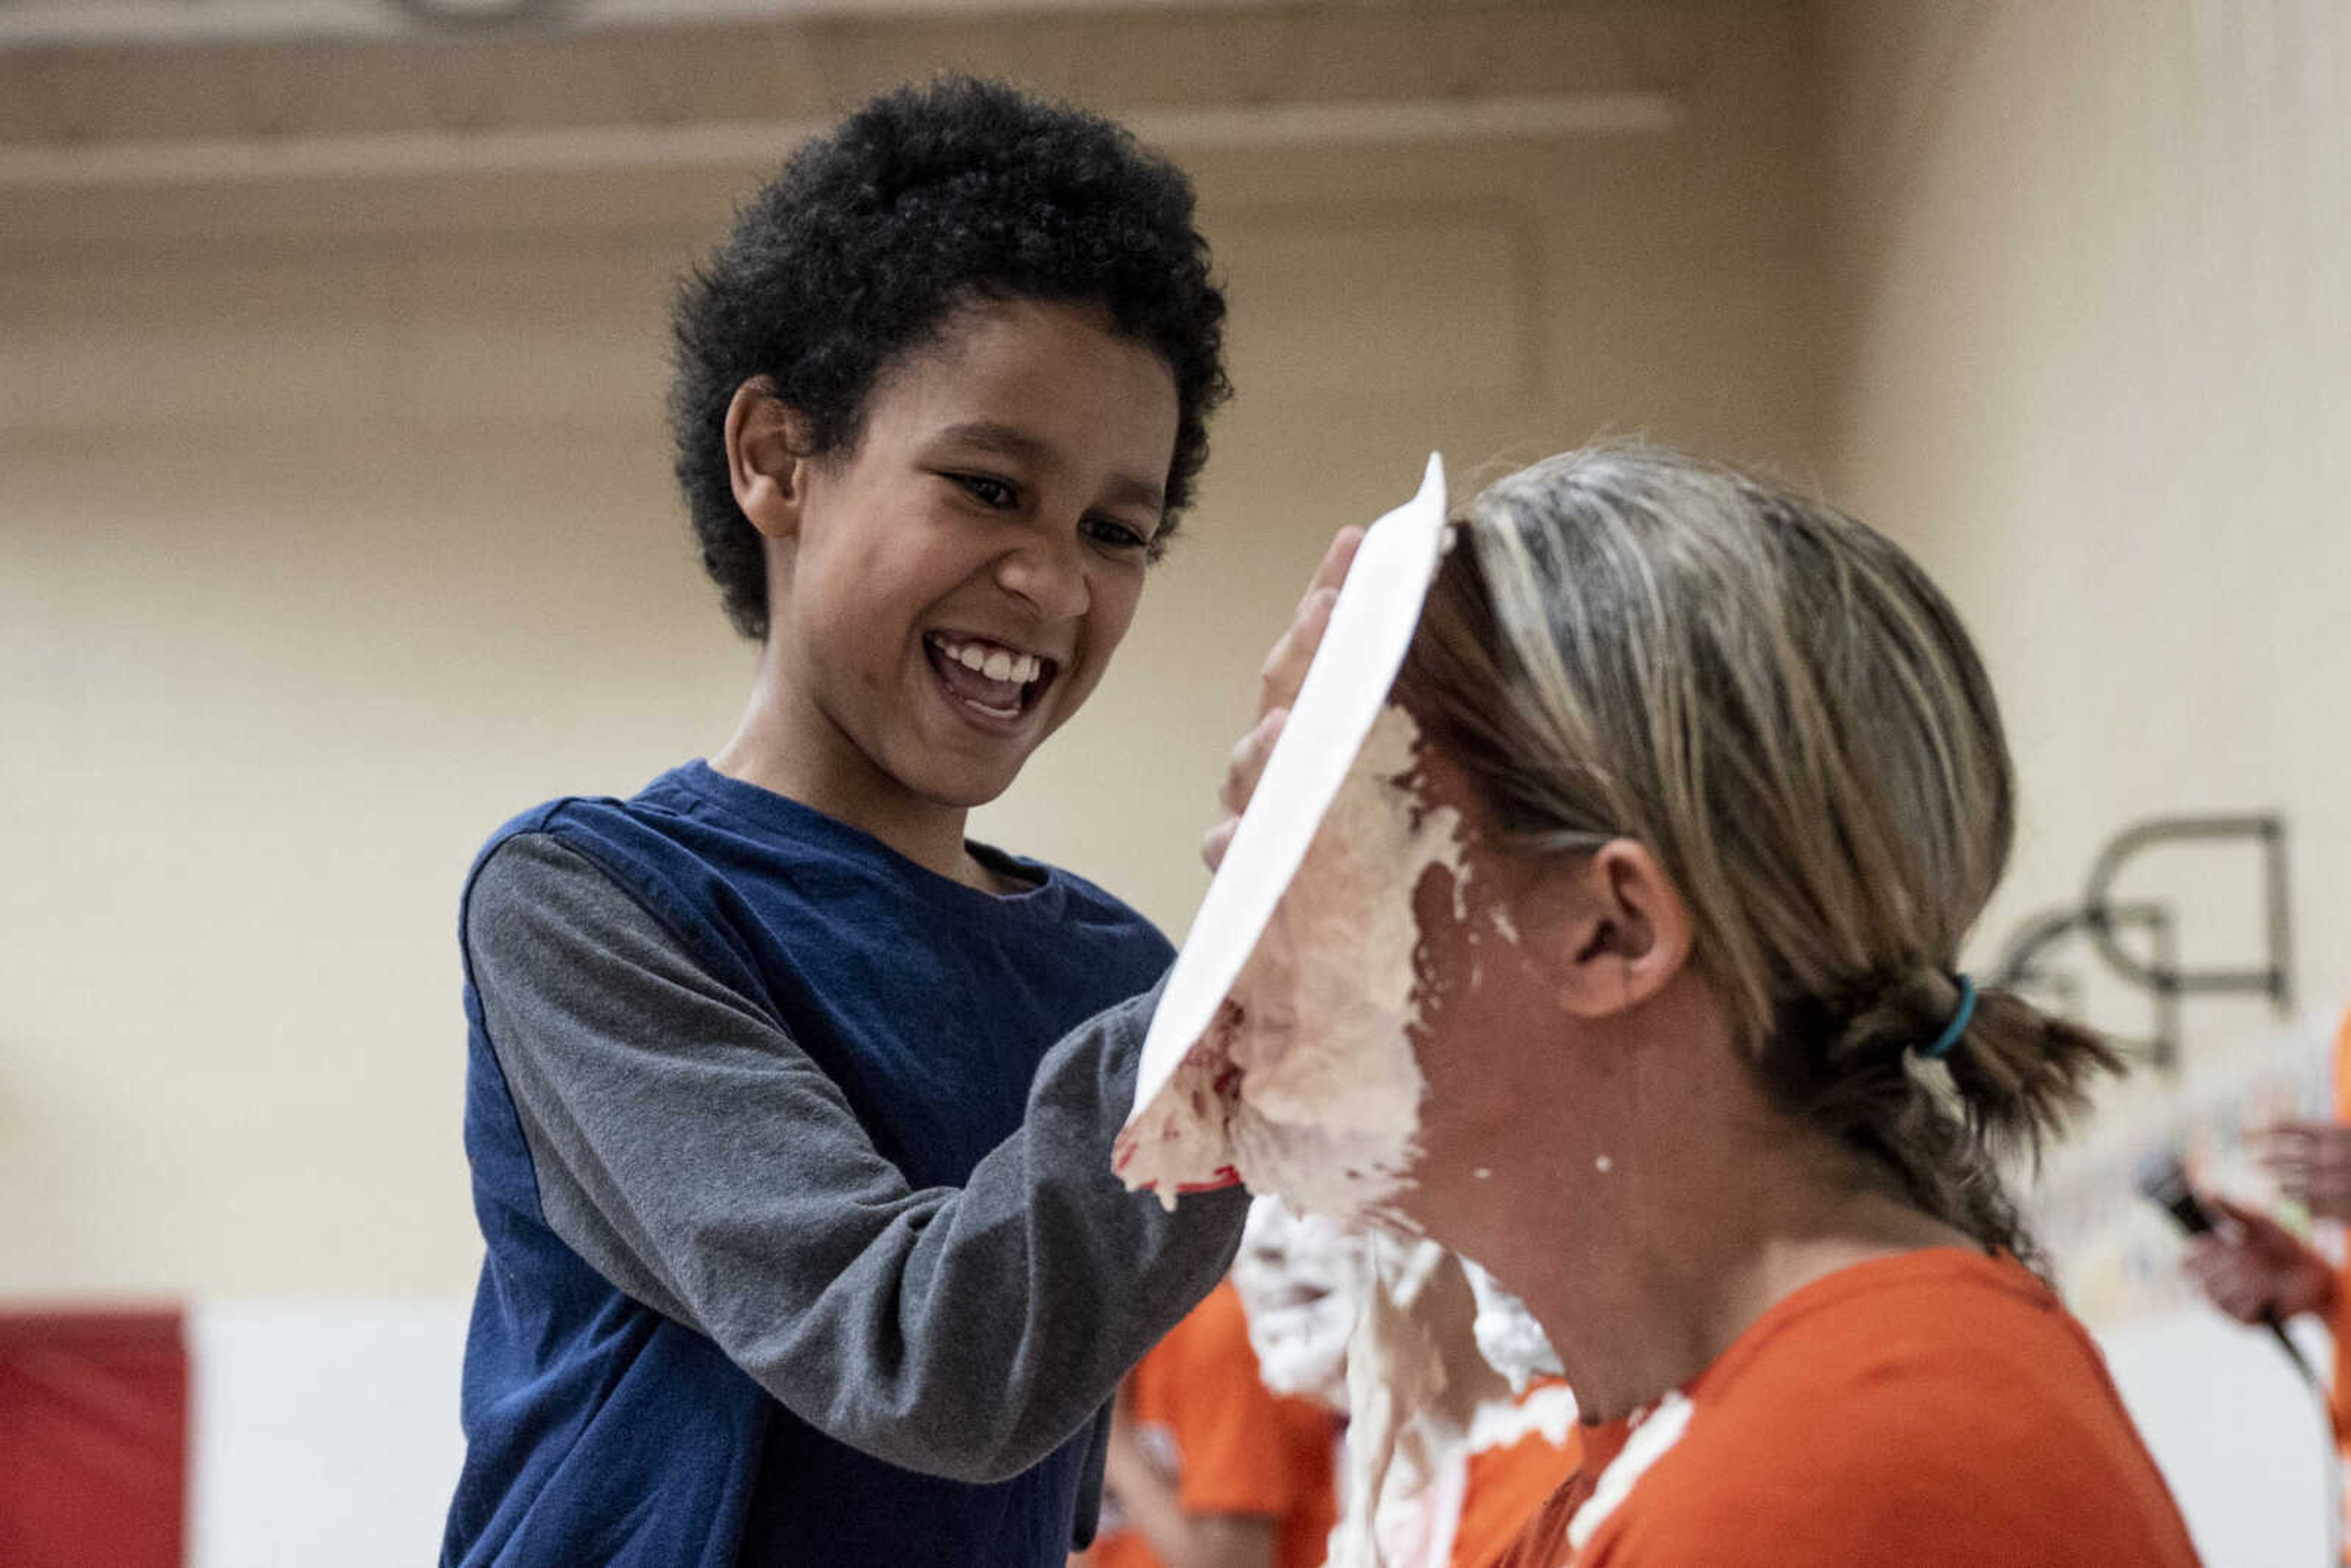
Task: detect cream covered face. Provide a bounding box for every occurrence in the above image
[1116,702,1465,1221]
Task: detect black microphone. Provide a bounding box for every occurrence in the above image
[2135,1152,2317,1385]
[2135,1152,2224,1238]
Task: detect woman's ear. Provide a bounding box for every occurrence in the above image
[725,378,811,541]
[1547,840,1695,1019]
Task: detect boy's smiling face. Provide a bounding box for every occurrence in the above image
[744,298,1182,823]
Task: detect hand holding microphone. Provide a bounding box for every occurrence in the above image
[2143,1154,2333,1382]
[2150,1152,2347,1566]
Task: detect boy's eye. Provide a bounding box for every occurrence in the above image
[953,473,1018,508]
[1086,517,1156,555]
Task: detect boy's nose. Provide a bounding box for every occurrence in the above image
[994,533,1090,620]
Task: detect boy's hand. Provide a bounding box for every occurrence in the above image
[2251,1120,2351,1221]
[1201,527,1365,871]
[2182,1195,2337,1323]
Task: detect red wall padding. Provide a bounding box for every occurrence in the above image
[0,1309,187,1568]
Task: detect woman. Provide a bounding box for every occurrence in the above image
[1232,445,2200,1564]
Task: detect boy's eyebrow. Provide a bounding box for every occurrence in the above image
[934,420,1166,515]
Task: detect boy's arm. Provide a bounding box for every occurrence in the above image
[467,831,1247,1485]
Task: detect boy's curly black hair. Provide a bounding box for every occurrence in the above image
[669,75,1231,641]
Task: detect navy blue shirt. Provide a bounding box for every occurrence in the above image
[444,761,1181,1566]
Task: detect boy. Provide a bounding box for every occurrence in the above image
[443,78,1250,1567]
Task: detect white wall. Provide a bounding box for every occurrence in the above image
[0,6,1827,1298]
[188,1298,472,1568]
[1814,0,2351,1061]
[2101,1308,2337,1568]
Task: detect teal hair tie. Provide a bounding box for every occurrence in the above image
[1921,975,1978,1060]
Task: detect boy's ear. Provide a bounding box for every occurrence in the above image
[1540,840,1695,1021]
[725,378,812,541]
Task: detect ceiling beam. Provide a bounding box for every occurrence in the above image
[0,91,1679,189]
[0,0,1322,51]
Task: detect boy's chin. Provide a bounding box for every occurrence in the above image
[903,755,1026,812]
[904,717,1070,809]
[925,780,1016,812]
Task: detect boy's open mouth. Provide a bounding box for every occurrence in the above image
[923,631,1059,722]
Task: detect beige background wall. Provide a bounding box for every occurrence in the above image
[1813,0,2351,1067]
[21,0,2341,1305]
[0,7,1824,1297]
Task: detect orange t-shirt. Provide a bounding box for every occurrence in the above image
[1079,1281,1340,1568]
[1488,1248,2200,1567]
[1451,1381,1586,1568]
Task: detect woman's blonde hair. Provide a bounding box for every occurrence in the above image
[1400,444,2117,1260]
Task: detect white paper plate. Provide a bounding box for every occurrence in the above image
[1122,454,1450,1168]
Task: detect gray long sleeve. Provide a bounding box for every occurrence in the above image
[465,831,1246,1485]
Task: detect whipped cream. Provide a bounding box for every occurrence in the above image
[1461,1258,1565,1392]
[1116,703,1465,1222]
[1330,1231,1452,1568]
[1567,1393,1694,1553]
[1232,1196,1370,1409]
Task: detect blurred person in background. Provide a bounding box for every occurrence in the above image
[1070,1277,1340,1568]
[2183,1006,2351,1450]
[1229,1198,1582,1567]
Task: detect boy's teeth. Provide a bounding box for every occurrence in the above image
[940,637,1043,686]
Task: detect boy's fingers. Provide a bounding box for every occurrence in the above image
[1218,708,1288,816]
[1209,527,1362,875]
[1204,709,1288,871]
[1307,525,1365,602]
[1254,526,1361,716]
[1258,587,1340,717]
